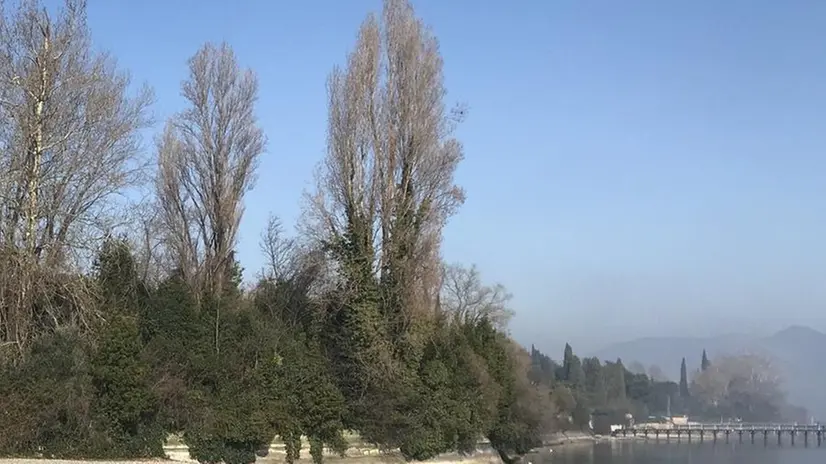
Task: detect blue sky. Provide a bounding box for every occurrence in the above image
[50,0,826,353]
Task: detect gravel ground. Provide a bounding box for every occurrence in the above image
[0,461,171,464]
[0,451,502,464]
[0,458,500,464]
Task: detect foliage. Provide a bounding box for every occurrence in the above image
[0,329,96,457]
[0,322,164,459]
[481,326,552,464]
[679,358,690,398]
[89,315,165,457]
[181,306,277,464]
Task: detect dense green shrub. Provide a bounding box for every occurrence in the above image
[0,329,94,457]
[89,315,165,458]
[0,324,165,459]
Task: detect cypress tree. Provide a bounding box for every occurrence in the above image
[612,358,627,401]
[568,356,586,388]
[679,357,689,398]
[562,343,574,381]
[701,349,710,371]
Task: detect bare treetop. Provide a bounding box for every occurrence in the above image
[307,0,466,313]
[0,0,153,268]
[156,41,265,300]
[260,214,298,282]
[440,262,514,331]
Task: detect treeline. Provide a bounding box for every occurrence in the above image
[2,237,552,463]
[530,345,807,427]
[0,1,555,463]
[527,345,682,427]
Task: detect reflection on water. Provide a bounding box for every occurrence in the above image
[527,440,826,464]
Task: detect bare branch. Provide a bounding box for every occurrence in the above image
[305,0,466,320]
[156,42,266,298]
[0,0,151,356]
[0,0,153,267]
[439,262,514,331]
[259,214,298,282]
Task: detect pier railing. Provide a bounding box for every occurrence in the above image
[668,423,824,431]
[614,422,826,446]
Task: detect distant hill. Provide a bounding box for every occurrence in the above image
[587,326,826,420]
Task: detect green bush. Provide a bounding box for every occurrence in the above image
[0,324,165,459]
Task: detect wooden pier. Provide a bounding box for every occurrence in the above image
[613,423,826,446]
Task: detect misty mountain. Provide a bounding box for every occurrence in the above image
[587,325,826,420]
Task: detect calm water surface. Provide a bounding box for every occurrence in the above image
[531,441,825,464]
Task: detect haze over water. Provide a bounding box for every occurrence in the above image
[537,442,825,464]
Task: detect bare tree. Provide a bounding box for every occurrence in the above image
[439,262,514,331]
[647,364,669,382]
[0,0,153,357]
[127,197,172,285]
[259,214,297,282]
[156,42,265,353]
[0,0,152,264]
[691,353,786,420]
[305,0,465,322]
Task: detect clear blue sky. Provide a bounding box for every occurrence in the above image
[56,0,826,353]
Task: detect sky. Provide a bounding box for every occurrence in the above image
[43,0,826,354]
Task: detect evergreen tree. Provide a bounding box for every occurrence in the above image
[559,343,585,388]
[701,349,711,371]
[527,346,557,387]
[582,357,607,407]
[604,359,627,403]
[679,357,689,398]
[562,343,574,381]
[615,358,627,401]
[568,356,586,389]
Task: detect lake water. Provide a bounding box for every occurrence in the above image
[530,441,825,464]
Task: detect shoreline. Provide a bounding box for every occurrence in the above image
[0,446,504,464]
[0,453,504,464]
[0,434,645,464]
[530,431,647,455]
